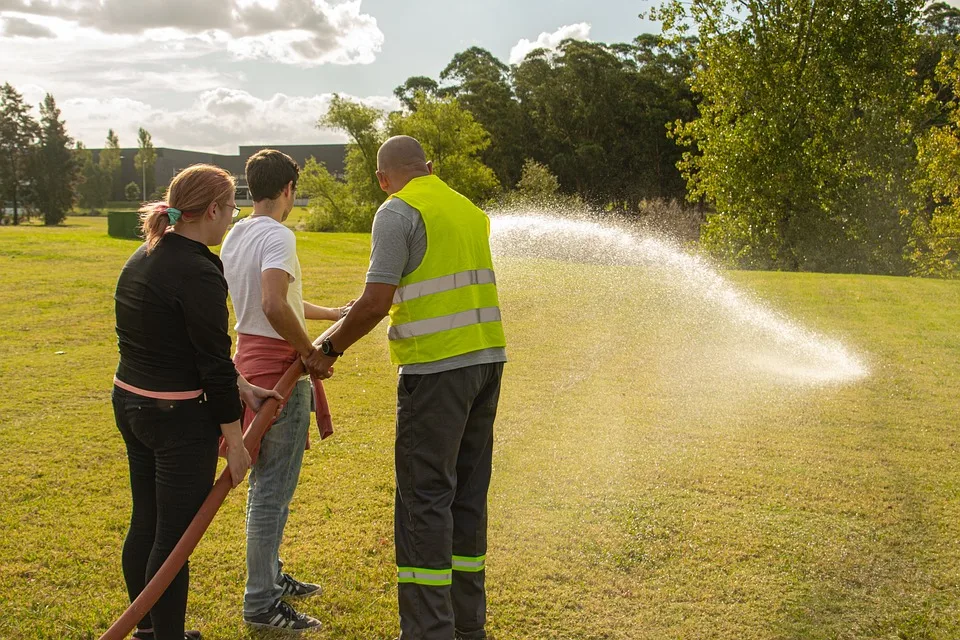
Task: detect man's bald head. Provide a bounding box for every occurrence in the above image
[376,136,432,195]
[377,135,428,173]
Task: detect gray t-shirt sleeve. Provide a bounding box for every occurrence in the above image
[366,204,411,286]
[365,199,427,285]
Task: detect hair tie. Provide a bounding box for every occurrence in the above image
[166,207,182,225]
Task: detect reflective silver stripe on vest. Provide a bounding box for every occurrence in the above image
[388,307,502,341]
[393,269,497,304]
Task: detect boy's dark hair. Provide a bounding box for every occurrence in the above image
[245,149,299,202]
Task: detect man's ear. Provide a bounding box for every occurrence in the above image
[376,170,390,192]
[426,160,434,175]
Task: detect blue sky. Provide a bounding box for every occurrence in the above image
[0,0,661,153]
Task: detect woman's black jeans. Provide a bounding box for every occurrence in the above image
[112,386,220,640]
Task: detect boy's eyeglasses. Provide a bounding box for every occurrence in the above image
[230,205,242,219]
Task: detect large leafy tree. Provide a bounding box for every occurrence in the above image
[653,0,927,273]
[304,93,500,231]
[388,92,500,203]
[320,94,385,209]
[303,95,387,232]
[394,76,442,111]
[513,38,694,206]
[439,47,526,187]
[32,93,78,225]
[911,45,960,277]
[0,83,39,224]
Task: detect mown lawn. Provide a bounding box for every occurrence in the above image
[0,217,957,639]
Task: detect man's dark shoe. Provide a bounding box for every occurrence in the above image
[279,572,322,598]
[244,599,321,632]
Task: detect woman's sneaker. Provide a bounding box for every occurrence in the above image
[280,572,322,598]
[244,599,321,632]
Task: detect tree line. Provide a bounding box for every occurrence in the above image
[301,32,700,234]
[304,2,960,277]
[0,83,158,225]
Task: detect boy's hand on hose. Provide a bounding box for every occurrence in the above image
[239,379,283,413]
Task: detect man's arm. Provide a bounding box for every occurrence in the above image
[261,268,330,377]
[329,283,395,351]
[311,201,411,370]
[311,282,395,371]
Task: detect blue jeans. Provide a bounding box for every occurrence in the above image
[243,378,311,616]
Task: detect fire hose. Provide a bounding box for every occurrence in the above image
[99,325,339,640]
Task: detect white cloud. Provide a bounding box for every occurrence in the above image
[0,15,54,37]
[0,0,383,65]
[53,88,400,154]
[508,22,591,65]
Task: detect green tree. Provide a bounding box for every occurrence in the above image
[438,47,526,187]
[99,129,121,200]
[306,94,502,230]
[910,46,960,277]
[299,158,368,231]
[0,83,40,225]
[32,93,78,225]
[394,76,441,111]
[653,0,926,273]
[134,127,156,201]
[513,38,694,206]
[320,94,385,210]
[924,2,960,37]
[75,142,109,211]
[515,159,560,200]
[125,181,141,202]
[388,92,500,203]
[304,96,387,231]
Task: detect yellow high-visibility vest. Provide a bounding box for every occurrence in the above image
[387,175,506,365]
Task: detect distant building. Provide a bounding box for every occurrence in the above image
[90,144,347,202]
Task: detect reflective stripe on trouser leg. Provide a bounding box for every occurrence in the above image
[397,567,453,586]
[452,555,485,572]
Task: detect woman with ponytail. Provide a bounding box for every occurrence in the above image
[112,164,281,640]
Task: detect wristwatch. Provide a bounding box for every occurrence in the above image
[320,337,344,358]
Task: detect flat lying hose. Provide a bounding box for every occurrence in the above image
[99,325,339,640]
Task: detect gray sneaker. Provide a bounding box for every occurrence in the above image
[244,599,321,632]
[279,572,322,598]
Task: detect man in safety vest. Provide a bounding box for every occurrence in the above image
[312,135,506,639]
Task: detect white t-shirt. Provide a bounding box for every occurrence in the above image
[221,215,305,340]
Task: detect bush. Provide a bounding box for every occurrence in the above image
[125,182,141,202]
[500,159,583,211]
[299,158,378,232]
[634,198,707,244]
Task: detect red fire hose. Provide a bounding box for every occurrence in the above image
[99,327,338,640]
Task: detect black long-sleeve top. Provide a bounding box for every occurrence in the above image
[114,232,243,425]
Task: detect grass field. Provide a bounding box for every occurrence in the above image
[66,206,312,227]
[1,217,958,639]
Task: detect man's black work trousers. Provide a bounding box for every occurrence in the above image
[395,362,504,640]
